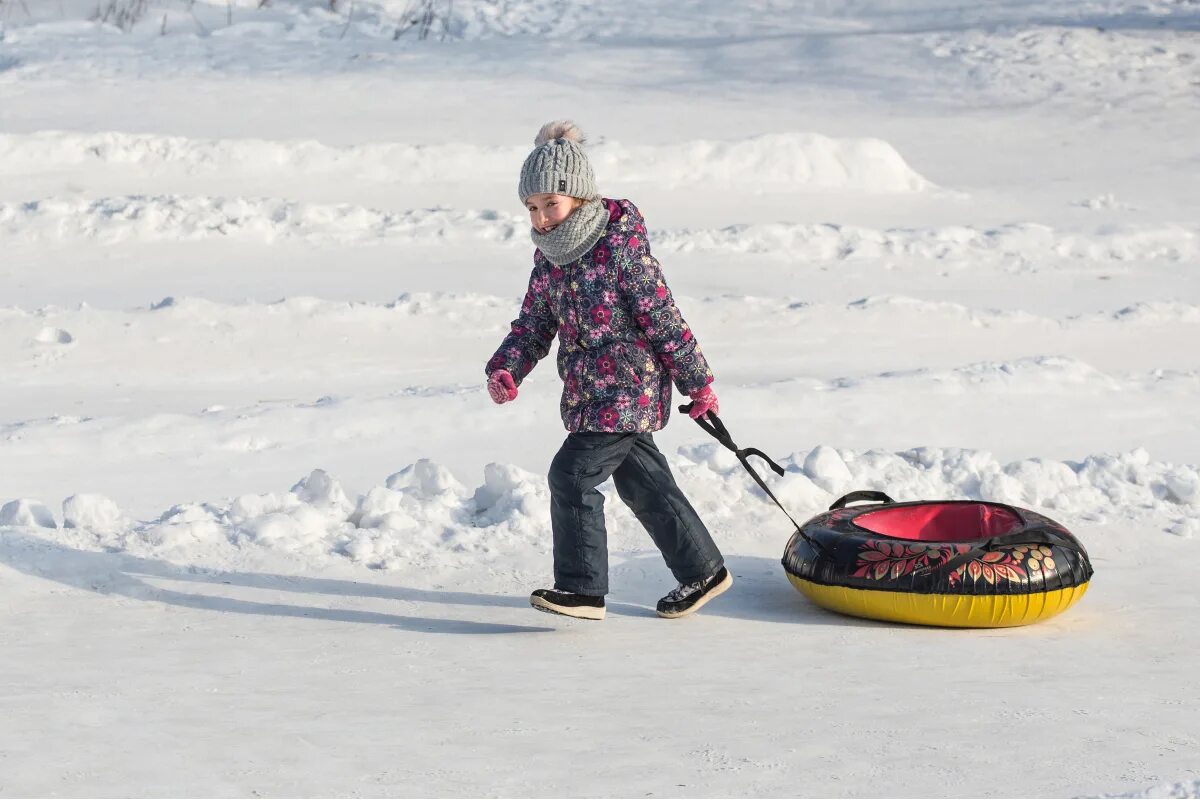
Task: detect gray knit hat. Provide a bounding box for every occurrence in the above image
[518,120,598,203]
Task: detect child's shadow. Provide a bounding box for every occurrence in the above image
[0,531,555,635]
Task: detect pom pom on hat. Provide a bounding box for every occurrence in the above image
[535,120,586,147]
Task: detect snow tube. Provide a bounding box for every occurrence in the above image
[782,491,1094,627]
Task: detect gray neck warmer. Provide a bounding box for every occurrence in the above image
[530,198,609,266]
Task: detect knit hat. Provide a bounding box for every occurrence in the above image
[518,120,598,203]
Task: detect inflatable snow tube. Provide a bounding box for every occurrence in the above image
[782,491,1093,628]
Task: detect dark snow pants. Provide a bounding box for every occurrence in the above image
[547,432,724,596]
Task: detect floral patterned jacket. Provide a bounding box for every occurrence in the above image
[486,199,713,433]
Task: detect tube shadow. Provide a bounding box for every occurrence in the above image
[0,530,555,635]
[607,553,885,627]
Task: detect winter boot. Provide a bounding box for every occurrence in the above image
[530,588,606,621]
[656,566,733,619]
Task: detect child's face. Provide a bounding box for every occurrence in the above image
[526,193,580,234]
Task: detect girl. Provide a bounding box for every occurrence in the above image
[485,120,730,621]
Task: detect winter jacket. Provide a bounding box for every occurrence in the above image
[486,199,713,432]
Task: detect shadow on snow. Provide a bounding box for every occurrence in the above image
[0,530,556,635]
[0,531,876,630]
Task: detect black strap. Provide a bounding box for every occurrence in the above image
[680,404,826,553]
[914,526,1088,578]
[829,490,895,511]
[973,526,1088,556]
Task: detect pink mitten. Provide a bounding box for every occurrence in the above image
[487,370,518,404]
[688,385,719,419]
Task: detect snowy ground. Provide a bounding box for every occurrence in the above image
[1,0,1199,796]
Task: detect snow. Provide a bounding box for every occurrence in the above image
[2,0,1199,796]
[0,130,934,192]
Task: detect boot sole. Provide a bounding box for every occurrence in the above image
[530,595,606,621]
[656,571,734,619]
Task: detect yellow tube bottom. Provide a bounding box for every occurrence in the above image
[787,574,1090,628]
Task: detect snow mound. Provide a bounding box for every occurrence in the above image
[828,356,1125,395]
[0,0,592,43]
[845,294,1032,325]
[3,446,1196,572]
[655,221,1200,264]
[0,130,931,193]
[1111,778,1200,798]
[802,446,854,494]
[1109,302,1200,324]
[0,197,524,246]
[0,499,57,529]
[4,196,1198,269]
[925,26,1200,106]
[62,493,132,536]
[595,133,931,192]
[34,326,74,344]
[774,447,1200,525]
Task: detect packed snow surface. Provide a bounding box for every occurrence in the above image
[1,0,1198,797]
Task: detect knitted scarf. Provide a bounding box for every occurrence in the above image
[530,198,609,266]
